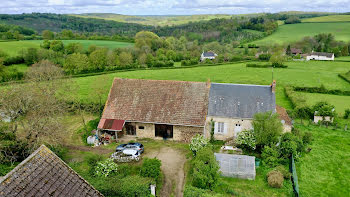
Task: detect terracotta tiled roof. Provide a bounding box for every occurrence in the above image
[0,145,103,197]
[101,78,210,127]
[276,105,292,126]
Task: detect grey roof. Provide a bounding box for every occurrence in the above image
[215,153,256,180]
[208,83,276,119]
[0,145,104,197]
[202,52,216,57]
[310,52,334,58]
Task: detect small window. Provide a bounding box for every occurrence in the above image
[139,126,144,129]
[217,122,225,133]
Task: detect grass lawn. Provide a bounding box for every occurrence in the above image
[72,60,350,112]
[0,40,134,56]
[295,124,350,196]
[300,92,350,116]
[251,22,350,46]
[302,15,350,23]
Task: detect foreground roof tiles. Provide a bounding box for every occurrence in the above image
[102,78,210,127]
[0,145,103,197]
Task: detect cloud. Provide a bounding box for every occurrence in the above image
[0,0,349,15]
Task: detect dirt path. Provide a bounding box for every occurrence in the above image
[145,147,186,197]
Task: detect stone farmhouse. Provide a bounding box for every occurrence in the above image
[306,52,334,61]
[204,81,277,141]
[0,145,103,197]
[200,51,217,62]
[98,78,291,142]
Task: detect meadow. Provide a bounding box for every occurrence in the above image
[296,124,350,196]
[0,40,133,56]
[302,15,350,23]
[251,22,350,46]
[72,60,350,115]
[301,92,350,116]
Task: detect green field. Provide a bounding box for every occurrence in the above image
[296,125,350,196]
[0,40,133,56]
[72,60,350,114]
[302,15,350,22]
[301,92,350,116]
[252,22,350,46]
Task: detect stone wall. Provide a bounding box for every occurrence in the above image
[205,116,253,141]
[173,125,204,143]
[135,123,155,138]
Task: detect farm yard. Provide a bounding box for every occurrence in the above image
[0,40,133,56]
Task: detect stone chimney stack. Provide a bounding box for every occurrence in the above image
[271,80,276,93]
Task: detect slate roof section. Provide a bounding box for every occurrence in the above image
[291,48,302,54]
[208,83,276,119]
[310,52,334,58]
[202,51,217,57]
[0,145,103,197]
[102,78,210,127]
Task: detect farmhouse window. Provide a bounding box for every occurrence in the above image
[139,126,144,129]
[214,122,227,134]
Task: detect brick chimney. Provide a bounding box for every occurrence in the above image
[271,80,276,93]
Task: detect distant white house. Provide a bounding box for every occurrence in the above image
[200,51,217,62]
[306,52,334,61]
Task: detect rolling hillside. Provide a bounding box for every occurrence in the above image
[0,40,133,56]
[251,22,350,45]
[72,13,235,26]
[302,15,350,22]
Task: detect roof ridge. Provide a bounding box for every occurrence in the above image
[211,82,271,87]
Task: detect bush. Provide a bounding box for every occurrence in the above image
[261,146,280,168]
[313,101,336,117]
[236,129,256,151]
[258,53,271,61]
[190,134,209,156]
[87,154,103,176]
[3,56,25,65]
[95,158,118,177]
[279,133,298,159]
[140,158,162,181]
[116,175,153,197]
[344,109,350,119]
[79,118,100,145]
[192,147,220,190]
[302,132,313,145]
[267,170,284,188]
[253,111,283,151]
[275,165,291,180]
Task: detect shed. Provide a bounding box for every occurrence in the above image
[214,153,256,180]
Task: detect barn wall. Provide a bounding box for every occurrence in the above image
[173,125,204,143]
[135,123,155,138]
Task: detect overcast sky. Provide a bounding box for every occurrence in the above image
[0,0,349,15]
